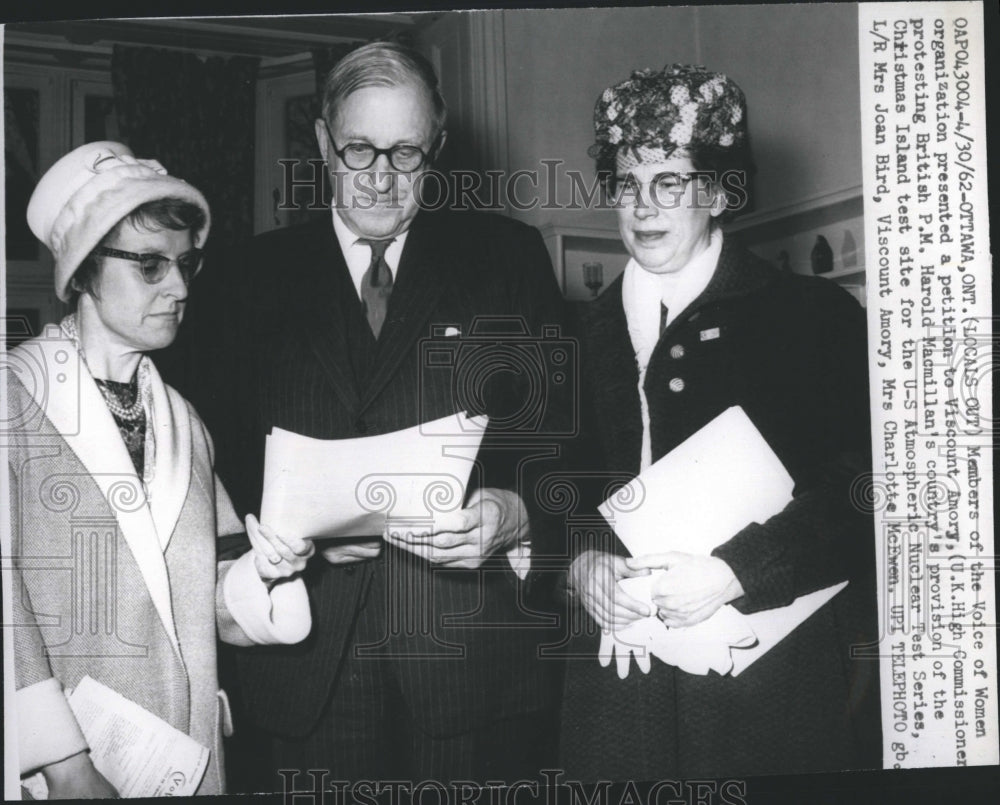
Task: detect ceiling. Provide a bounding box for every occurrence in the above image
[6,13,444,62]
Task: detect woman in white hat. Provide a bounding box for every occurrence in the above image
[560,67,880,779]
[6,142,314,798]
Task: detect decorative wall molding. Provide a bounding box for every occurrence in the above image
[466,11,509,179]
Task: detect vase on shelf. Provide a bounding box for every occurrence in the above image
[810,235,833,275]
[583,262,604,298]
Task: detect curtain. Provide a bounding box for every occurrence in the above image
[111,45,260,498]
[112,45,259,246]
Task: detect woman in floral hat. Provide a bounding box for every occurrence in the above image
[560,66,881,779]
[6,142,315,798]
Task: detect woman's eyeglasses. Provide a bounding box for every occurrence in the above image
[92,246,203,285]
[612,171,705,207]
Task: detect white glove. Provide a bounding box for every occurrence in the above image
[598,627,652,679]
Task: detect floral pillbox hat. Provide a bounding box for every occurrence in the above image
[591,64,747,162]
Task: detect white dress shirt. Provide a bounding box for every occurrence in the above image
[331,209,410,298]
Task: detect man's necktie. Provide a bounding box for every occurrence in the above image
[659,302,669,336]
[358,238,395,338]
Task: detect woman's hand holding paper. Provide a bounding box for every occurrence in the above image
[246,514,315,583]
[570,550,652,631]
[627,551,744,628]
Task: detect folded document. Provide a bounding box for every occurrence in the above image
[22,676,209,798]
[599,406,847,676]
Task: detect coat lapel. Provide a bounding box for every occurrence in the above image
[20,328,182,658]
[296,221,362,414]
[143,358,192,553]
[580,277,644,475]
[358,214,447,413]
[659,237,778,342]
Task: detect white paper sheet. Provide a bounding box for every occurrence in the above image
[599,406,848,676]
[260,412,488,540]
[67,675,208,798]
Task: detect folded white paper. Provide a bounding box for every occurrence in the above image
[599,406,847,676]
[70,675,208,798]
[261,412,488,540]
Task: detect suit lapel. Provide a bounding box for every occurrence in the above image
[296,221,363,414]
[359,214,447,413]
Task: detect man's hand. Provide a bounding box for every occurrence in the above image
[41,750,118,799]
[384,487,526,570]
[320,540,382,565]
[627,551,744,628]
[569,550,651,631]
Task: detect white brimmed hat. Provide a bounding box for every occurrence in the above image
[26,141,211,302]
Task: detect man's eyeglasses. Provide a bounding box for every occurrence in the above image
[92,246,203,285]
[323,120,436,172]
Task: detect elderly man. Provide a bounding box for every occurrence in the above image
[218,42,569,787]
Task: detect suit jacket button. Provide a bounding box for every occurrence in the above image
[355,418,368,434]
[668,377,685,393]
[669,344,685,359]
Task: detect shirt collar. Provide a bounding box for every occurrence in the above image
[331,209,409,298]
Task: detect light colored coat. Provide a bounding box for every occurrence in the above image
[5,325,310,795]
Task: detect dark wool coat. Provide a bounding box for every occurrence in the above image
[559,238,882,780]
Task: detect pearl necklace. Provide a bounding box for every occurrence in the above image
[94,378,144,421]
[61,315,144,420]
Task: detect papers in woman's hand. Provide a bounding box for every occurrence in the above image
[260,412,488,540]
[69,676,208,798]
[598,406,848,677]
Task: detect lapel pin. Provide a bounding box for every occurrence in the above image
[699,327,721,341]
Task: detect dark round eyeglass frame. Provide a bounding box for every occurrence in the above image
[323,120,438,172]
[91,246,203,285]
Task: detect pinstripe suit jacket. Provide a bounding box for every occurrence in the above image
[230,210,569,738]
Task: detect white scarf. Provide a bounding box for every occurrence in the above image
[622,229,723,469]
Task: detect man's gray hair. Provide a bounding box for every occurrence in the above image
[321,41,447,139]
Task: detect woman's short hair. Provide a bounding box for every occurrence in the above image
[320,41,447,140]
[68,197,207,306]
